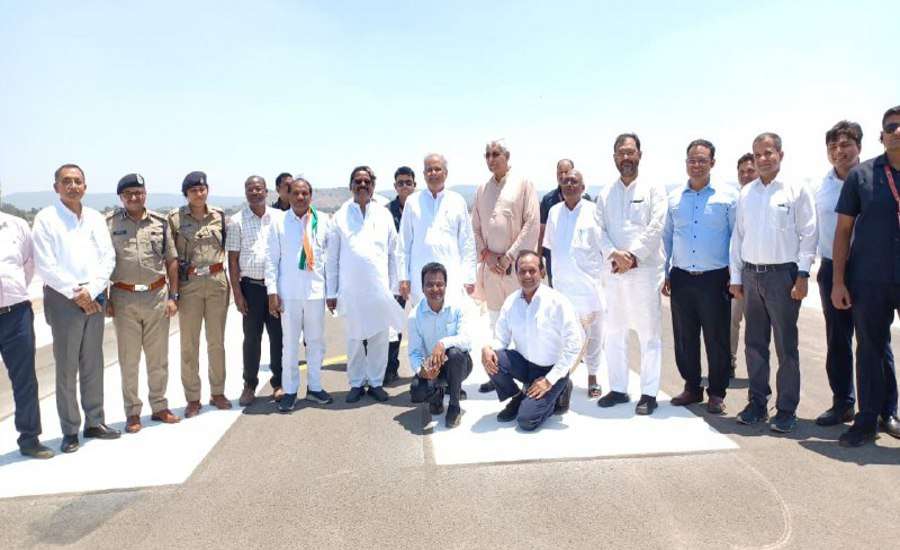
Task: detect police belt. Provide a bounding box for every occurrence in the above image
[187,262,225,278]
[743,262,796,273]
[112,276,167,293]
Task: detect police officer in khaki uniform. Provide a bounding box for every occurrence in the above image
[168,171,232,417]
[107,174,182,433]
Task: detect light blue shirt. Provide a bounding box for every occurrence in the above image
[407,297,470,375]
[663,180,737,274]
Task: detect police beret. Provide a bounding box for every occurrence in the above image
[182,171,208,193]
[117,173,145,194]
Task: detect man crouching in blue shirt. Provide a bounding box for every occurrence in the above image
[408,262,473,428]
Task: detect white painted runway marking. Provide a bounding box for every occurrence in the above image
[0,310,253,499]
[428,309,738,466]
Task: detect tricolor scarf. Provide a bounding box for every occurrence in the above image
[298,206,318,271]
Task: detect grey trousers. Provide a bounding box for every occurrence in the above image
[43,286,106,435]
[742,265,801,414]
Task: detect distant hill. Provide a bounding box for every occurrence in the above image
[3,191,246,213]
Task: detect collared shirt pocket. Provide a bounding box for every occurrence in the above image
[627,197,650,226]
[702,201,729,231]
[771,202,793,231]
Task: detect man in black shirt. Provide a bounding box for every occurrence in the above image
[832,105,900,446]
[272,172,293,211]
[384,166,417,384]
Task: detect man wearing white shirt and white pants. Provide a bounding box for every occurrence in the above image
[594,133,667,415]
[482,250,582,431]
[266,177,333,413]
[397,153,477,306]
[32,164,120,453]
[730,133,817,433]
[542,169,606,397]
[327,166,404,403]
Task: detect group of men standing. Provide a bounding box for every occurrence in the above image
[3,105,900,458]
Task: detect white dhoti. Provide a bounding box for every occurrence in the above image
[604,267,662,397]
[281,298,326,394]
[347,330,390,388]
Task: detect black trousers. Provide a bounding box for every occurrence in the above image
[670,267,731,398]
[410,347,472,407]
[386,294,407,377]
[817,259,855,407]
[849,281,899,429]
[0,301,42,447]
[240,279,283,389]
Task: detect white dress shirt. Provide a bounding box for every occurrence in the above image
[326,200,404,340]
[729,177,817,284]
[594,177,667,271]
[265,207,329,300]
[32,199,115,299]
[0,212,34,308]
[397,188,476,303]
[815,169,843,260]
[491,285,584,385]
[542,199,604,315]
[226,204,279,280]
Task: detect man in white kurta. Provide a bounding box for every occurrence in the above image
[326,166,404,403]
[542,170,606,397]
[595,134,667,415]
[266,178,333,413]
[398,153,476,306]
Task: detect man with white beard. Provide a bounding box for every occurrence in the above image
[594,133,667,415]
[326,166,405,403]
[398,153,476,306]
[541,169,606,397]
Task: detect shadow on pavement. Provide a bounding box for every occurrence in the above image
[798,439,900,465]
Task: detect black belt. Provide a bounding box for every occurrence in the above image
[0,300,29,316]
[673,267,728,276]
[743,262,796,273]
[240,277,266,287]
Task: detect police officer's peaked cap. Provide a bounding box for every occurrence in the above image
[182,171,208,193]
[117,173,146,195]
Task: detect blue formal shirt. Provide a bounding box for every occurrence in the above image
[663,180,737,274]
[407,297,471,375]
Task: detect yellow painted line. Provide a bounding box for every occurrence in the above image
[302,340,407,369]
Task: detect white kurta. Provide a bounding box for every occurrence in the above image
[397,189,476,305]
[541,199,604,316]
[325,200,404,340]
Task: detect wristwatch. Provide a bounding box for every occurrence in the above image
[797,271,810,278]
[168,292,180,301]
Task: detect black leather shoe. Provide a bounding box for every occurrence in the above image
[428,387,445,415]
[553,378,573,415]
[635,395,658,415]
[61,434,80,453]
[459,389,468,401]
[815,405,854,426]
[880,415,900,439]
[479,381,496,393]
[346,386,365,403]
[445,405,463,429]
[497,392,524,422]
[597,391,630,408]
[839,424,877,447]
[368,386,389,402]
[19,441,54,459]
[84,423,121,440]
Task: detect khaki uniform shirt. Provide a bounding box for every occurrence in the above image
[167,205,228,283]
[107,208,176,284]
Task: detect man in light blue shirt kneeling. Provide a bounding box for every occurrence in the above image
[408,262,473,428]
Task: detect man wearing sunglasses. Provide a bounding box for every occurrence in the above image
[472,139,540,393]
[384,166,417,385]
[326,166,405,403]
[831,105,900,446]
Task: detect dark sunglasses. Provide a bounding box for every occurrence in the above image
[484,151,504,159]
[885,122,900,134]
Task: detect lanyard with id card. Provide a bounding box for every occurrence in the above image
[885,165,900,229]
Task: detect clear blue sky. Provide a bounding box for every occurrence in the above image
[1,0,897,199]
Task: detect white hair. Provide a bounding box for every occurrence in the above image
[423,153,448,170]
[485,138,510,158]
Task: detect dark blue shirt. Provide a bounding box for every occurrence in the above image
[835,154,900,284]
[387,196,404,231]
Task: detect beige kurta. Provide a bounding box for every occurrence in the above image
[471,170,540,311]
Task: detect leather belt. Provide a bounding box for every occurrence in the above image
[188,262,225,277]
[743,262,795,273]
[674,267,728,276]
[0,301,29,316]
[240,277,266,287]
[112,276,167,293]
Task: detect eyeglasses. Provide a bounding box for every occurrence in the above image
[885,122,900,134]
[121,190,146,199]
[484,151,504,159]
